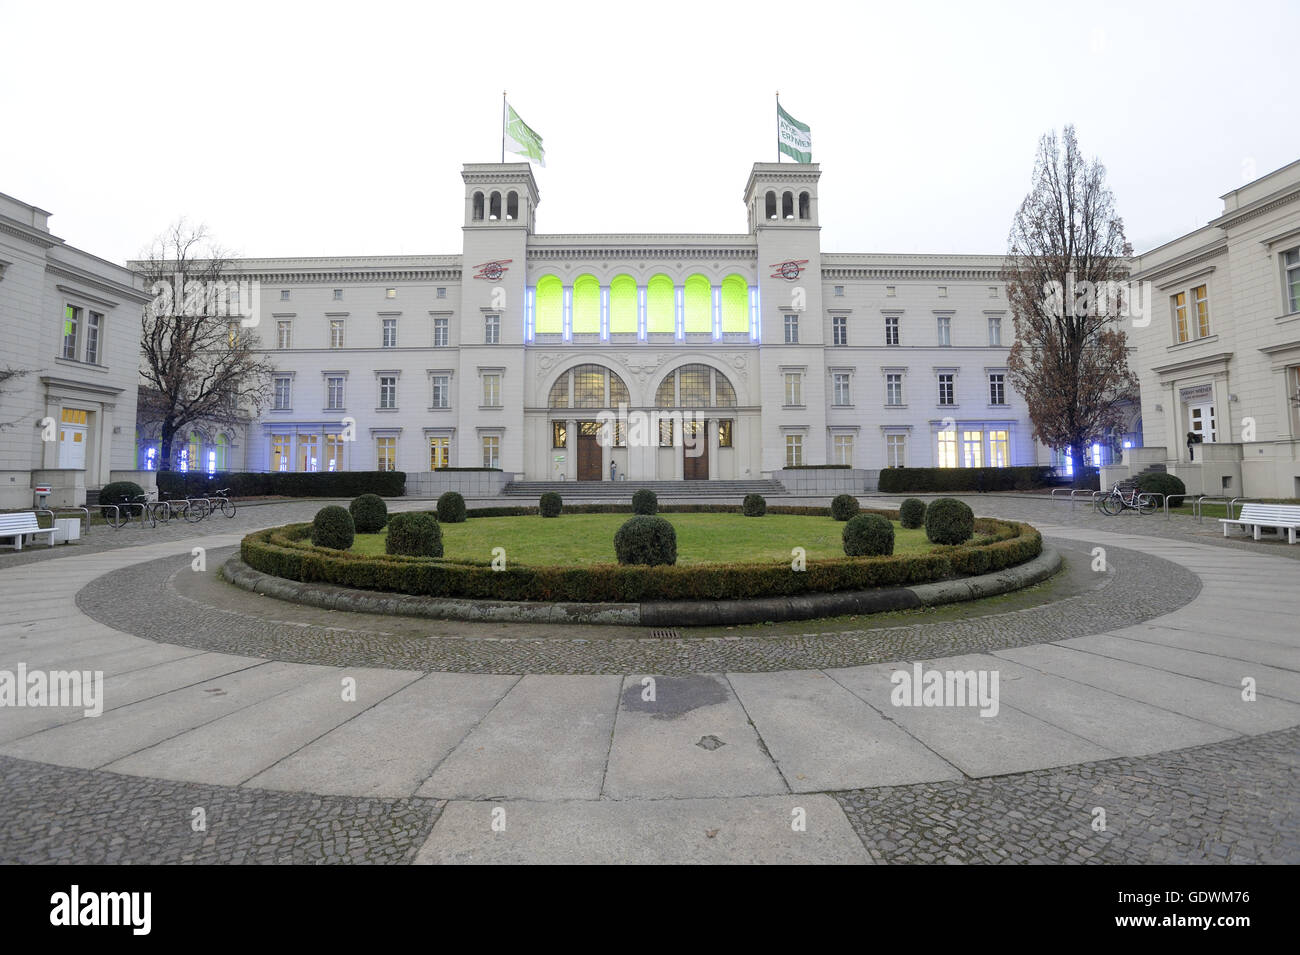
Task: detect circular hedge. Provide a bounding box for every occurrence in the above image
[632,488,658,515]
[99,481,145,519]
[899,498,927,529]
[614,515,677,566]
[1135,471,1186,503]
[349,493,388,533]
[539,491,563,518]
[385,512,442,557]
[437,491,467,523]
[311,505,355,550]
[925,497,975,545]
[742,493,767,517]
[830,494,860,522]
[843,513,895,556]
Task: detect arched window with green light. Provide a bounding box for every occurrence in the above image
[684,275,711,334]
[610,275,636,335]
[535,275,562,334]
[646,274,674,334]
[572,274,599,334]
[721,275,748,333]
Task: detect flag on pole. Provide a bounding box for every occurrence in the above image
[777,102,812,163]
[504,102,545,167]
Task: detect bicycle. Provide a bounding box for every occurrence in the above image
[208,487,237,518]
[1097,482,1158,516]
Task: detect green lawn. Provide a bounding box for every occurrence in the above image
[351,512,938,566]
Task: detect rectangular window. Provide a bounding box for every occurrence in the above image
[833,372,851,406]
[436,287,447,299]
[962,429,984,468]
[717,419,733,448]
[227,321,240,347]
[429,436,450,470]
[988,429,1010,467]
[273,376,292,410]
[936,430,958,468]
[937,373,955,406]
[887,433,906,468]
[1290,366,1300,435]
[1172,292,1188,343]
[379,376,397,409]
[323,433,344,472]
[989,373,1006,405]
[785,434,803,467]
[333,289,343,301]
[277,320,292,349]
[382,317,397,348]
[552,421,568,448]
[832,315,847,346]
[298,434,320,473]
[784,372,803,406]
[784,313,799,343]
[833,434,854,466]
[1193,284,1210,338]
[271,434,291,472]
[481,435,500,469]
[326,376,345,410]
[885,315,899,346]
[485,313,500,344]
[834,285,844,297]
[330,319,345,348]
[62,305,80,360]
[280,289,290,301]
[1285,249,1300,313]
[658,418,674,447]
[431,374,450,409]
[85,311,101,364]
[988,315,1002,346]
[385,288,397,299]
[482,373,501,407]
[376,436,396,471]
[886,373,903,406]
[937,315,951,347]
[434,317,449,347]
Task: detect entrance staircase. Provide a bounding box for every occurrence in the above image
[501,479,786,500]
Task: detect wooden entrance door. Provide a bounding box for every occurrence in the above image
[577,421,602,481]
[683,419,708,480]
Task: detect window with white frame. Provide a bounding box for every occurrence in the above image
[886,433,906,468]
[989,372,1006,405]
[85,311,102,364]
[378,375,397,409]
[332,289,343,301]
[832,314,847,346]
[382,317,397,348]
[433,317,449,347]
[962,429,984,467]
[376,436,396,471]
[273,375,292,410]
[1193,284,1210,338]
[270,434,291,472]
[1172,292,1189,343]
[62,305,79,359]
[937,373,955,406]
[784,371,803,406]
[481,434,500,468]
[482,372,502,407]
[280,289,290,301]
[429,435,450,469]
[832,372,851,406]
[988,429,1010,467]
[330,319,345,348]
[832,433,854,466]
[886,373,903,406]
[1285,249,1300,314]
[1289,365,1300,434]
[277,320,292,349]
[324,433,344,471]
[326,376,345,410]
[988,315,1002,346]
[784,313,799,343]
[936,315,951,347]
[485,313,500,344]
[885,314,900,346]
[936,430,958,468]
[436,287,447,299]
[785,433,803,467]
[431,374,450,408]
[385,288,396,299]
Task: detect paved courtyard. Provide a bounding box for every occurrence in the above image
[1,495,1297,864]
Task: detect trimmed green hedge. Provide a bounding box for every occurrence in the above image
[899,498,927,529]
[539,492,563,518]
[926,498,975,545]
[349,494,388,533]
[436,491,467,523]
[742,493,767,517]
[311,505,354,550]
[157,470,406,498]
[240,513,1042,604]
[878,466,1053,493]
[843,513,893,557]
[1135,471,1186,502]
[632,489,658,515]
[830,494,860,521]
[614,515,678,566]
[386,512,442,557]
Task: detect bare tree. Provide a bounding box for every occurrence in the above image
[135,220,273,470]
[1003,125,1137,479]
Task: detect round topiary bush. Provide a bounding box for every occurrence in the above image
[899,498,927,529]
[349,493,388,533]
[925,497,975,545]
[1135,471,1186,504]
[311,505,355,550]
[632,488,658,515]
[614,515,677,566]
[436,491,467,523]
[830,494,860,521]
[742,493,767,517]
[842,513,895,557]
[99,481,145,519]
[539,491,563,518]
[385,511,442,557]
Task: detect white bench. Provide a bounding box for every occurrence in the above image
[0,512,59,551]
[1220,503,1300,544]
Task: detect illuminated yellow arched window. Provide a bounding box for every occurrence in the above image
[548,374,570,408]
[572,274,599,334]
[549,364,630,409]
[646,274,674,334]
[535,275,562,334]
[214,433,228,470]
[655,364,738,408]
[684,274,711,334]
[721,275,748,333]
[609,275,637,334]
[715,372,737,406]
[655,374,675,407]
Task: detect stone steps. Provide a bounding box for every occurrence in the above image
[501,479,786,498]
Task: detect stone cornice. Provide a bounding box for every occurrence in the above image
[527,245,756,262]
[231,267,461,283]
[0,216,61,250]
[1150,350,1234,377]
[821,265,1003,281]
[1211,184,1300,230]
[1130,240,1229,284]
[47,263,151,304]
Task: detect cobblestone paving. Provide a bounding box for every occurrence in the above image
[835,726,1300,864]
[0,755,442,864]
[75,538,1199,673]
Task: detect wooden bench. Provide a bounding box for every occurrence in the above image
[0,512,58,551]
[1220,503,1300,544]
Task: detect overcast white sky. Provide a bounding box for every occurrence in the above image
[2,0,1295,265]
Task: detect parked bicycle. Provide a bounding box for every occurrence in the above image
[208,487,237,518]
[1097,481,1158,516]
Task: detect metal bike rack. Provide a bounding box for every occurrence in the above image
[37,506,92,537]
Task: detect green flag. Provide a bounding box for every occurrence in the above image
[777,103,812,163]
[504,103,545,167]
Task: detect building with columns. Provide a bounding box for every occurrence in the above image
[169,161,1047,485]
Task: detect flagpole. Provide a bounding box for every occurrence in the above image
[501,91,506,163]
[775,91,780,163]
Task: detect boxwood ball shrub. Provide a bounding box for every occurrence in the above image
[99,481,144,519]
[632,488,658,515]
[349,493,388,533]
[614,515,677,566]
[742,493,767,517]
[436,491,467,523]
[311,505,355,550]
[539,491,563,518]
[1135,471,1186,503]
[830,494,860,521]
[843,513,895,557]
[925,497,975,545]
[385,511,442,558]
[899,498,927,529]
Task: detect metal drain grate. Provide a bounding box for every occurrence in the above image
[648,628,680,639]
